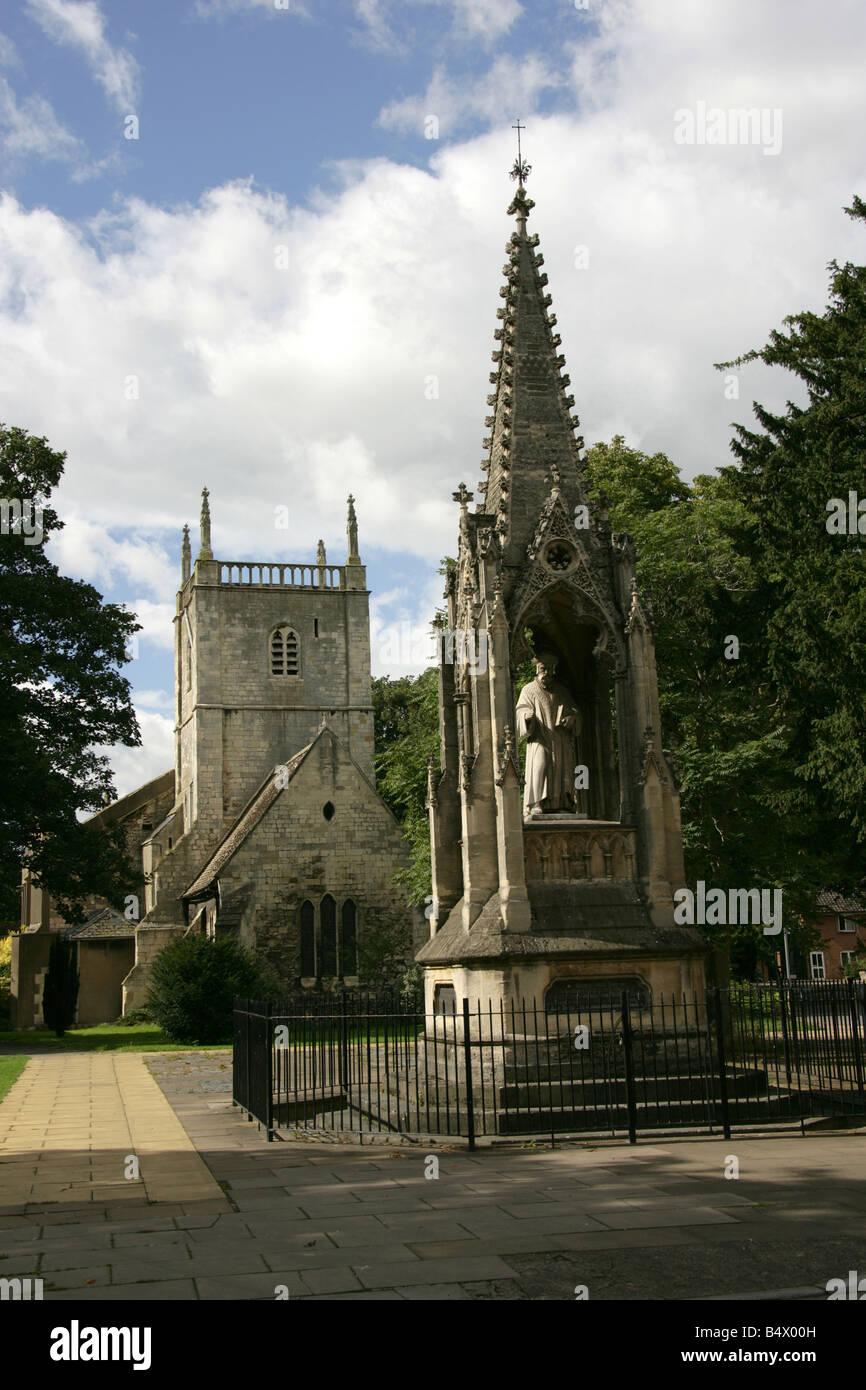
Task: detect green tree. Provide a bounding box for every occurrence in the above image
[0,425,141,922]
[42,934,79,1036]
[583,439,823,973]
[717,195,866,867]
[373,667,439,904]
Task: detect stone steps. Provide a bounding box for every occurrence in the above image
[497,1070,770,1107]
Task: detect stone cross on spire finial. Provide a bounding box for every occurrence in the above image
[452,483,474,511]
[198,488,213,561]
[507,118,534,224]
[346,494,360,564]
[510,118,531,186]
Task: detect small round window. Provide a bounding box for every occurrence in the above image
[323,802,335,821]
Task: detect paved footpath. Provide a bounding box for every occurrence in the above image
[1,1051,865,1300]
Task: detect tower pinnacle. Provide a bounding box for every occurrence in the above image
[198,488,213,562]
[346,494,360,564]
[181,523,191,583]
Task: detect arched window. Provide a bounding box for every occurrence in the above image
[270,626,299,676]
[300,900,315,977]
[320,895,337,976]
[341,900,357,976]
[299,896,360,983]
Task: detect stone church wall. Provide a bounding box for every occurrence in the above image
[216,738,413,987]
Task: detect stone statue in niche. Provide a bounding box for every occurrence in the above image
[515,653,582,817]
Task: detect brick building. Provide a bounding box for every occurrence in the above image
[802,891,866,980]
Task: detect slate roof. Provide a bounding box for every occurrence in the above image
[182,742,311,902]
[63,908,137,940]
[85,768,174,828]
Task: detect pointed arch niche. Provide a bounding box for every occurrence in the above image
[511,579,621,822]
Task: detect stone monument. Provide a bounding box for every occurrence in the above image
[416,141,709,1014]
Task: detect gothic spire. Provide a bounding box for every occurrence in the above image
[481,133,587,569]
[198,488,213,561]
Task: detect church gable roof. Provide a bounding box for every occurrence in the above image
[85,768,174,829]
[182,742,311,902]
[182,724,402,903]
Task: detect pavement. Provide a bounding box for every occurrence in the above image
[1,1050,865,1301]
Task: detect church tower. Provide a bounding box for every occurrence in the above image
[173,489,373,844]
[417,150,708,1010]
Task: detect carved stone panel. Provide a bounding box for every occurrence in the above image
[523,824,636,885]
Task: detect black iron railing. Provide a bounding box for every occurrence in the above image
[232,982,866,1146]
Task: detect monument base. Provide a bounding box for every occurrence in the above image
[416,884,709,1016]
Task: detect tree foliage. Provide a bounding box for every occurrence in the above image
[0,425,141,922]
[372,668,439,905]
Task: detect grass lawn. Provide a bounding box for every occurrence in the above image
[0,1023,232,1053]
[0,1054,28,1102]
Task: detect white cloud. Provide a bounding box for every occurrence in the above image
[0,33,21,67]
[0,76,84,164]
[25,0,140,112]
[108,708,173,800]
[125,600,176,653]
[354,0,521,53]
[47,515,177,601]
[1,0,865,652]
[370,573,445,677]
[379,54,563,136]
[194,0,311,17]
[133,689,173,710]
[449,0,522,43]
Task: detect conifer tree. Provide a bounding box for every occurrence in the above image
[42,934,79,1036]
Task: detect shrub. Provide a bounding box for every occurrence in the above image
[115,1006,152,1026]
[42,934,79,1037]
[146,934,278,1044]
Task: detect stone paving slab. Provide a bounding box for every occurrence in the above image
[0,1053,227,1208]
[2,1048,865,1299]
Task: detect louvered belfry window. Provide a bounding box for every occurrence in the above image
[271,626,299,676]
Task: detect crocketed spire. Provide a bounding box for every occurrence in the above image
[479,159,587,568]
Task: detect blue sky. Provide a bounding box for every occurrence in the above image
[2,0,866,795]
